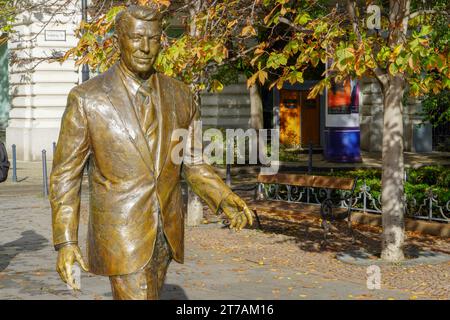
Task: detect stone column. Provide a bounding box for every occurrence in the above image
[6,0,81,161]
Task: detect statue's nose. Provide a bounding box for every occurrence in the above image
[140,37,150,53]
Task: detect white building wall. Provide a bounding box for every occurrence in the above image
[6,0,81,161]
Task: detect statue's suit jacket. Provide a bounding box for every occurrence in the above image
[50,64,232,276]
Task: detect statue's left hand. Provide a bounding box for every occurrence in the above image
[220,193,253,230]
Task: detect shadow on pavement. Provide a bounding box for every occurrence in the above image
[250,213,446,259]
[160,283,189,300]
[0,230,48,272]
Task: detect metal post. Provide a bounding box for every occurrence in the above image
[81,0,90,83]
[52,141,56,155]
[11,144,17,182]
[226,135,233,187]
[42,150,49,197]
[308,141,313,174]
[226,164,231,186]
[306,141,313,202]
[362,180,367,212]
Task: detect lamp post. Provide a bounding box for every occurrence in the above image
[81,0,89,82]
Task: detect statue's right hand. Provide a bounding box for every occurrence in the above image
[56,244,89,290]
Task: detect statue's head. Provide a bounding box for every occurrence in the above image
[114,5,162,80]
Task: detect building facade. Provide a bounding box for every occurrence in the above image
[4,1,80,161]
[0,37,9,142]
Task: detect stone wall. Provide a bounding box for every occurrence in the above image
[359,77,432,152]
[200,76,251,130]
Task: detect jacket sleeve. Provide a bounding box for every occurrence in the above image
[50,87,90,250]
[182,92,233,214]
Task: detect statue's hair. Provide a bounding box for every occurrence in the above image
[115,5,162,35]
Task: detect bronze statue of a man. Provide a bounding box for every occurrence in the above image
[50,5,253,300]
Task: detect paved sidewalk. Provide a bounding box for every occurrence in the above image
[277,151,450,169]
[0,182,448,300]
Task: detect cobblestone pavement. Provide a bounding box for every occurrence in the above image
[0,179,449,300]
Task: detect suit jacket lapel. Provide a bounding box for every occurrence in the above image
[103,64,155,175]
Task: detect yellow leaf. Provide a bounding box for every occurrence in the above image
[241,25,257,37]
[258,70,268,84]
[211,80,223,93]
[149,0,171,7]
[247,72,258,88]
[227,20,238,29]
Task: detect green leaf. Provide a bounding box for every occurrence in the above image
[294,12,311,25]
[267,52,288,69]
[106,6,125,22]
[335,47,354,71]
[284,40,299,54]
[377,46,391,63]
[388,63,399,75]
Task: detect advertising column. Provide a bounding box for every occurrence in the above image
[324,78,362,162]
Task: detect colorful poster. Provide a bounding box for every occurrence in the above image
[327,78,359,114]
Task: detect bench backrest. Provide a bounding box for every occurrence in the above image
[257,173,356,191]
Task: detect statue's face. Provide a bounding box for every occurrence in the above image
[117,16,161,79]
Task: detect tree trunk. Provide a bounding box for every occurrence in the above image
[249,84,264,130]
[380,75,406,262]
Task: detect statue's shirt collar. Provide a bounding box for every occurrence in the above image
[118,62,154,97]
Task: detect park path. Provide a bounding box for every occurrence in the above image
[0,181,439,300]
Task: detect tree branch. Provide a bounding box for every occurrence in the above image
[409,9,448,20]
[373,67,389,89]
[346,0,361,43]
[278,17,313,34]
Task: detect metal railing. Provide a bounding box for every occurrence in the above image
[258,180,450,223]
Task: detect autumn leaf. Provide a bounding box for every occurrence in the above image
[258,70,268,84]
[241,25,257,37]
[211,79,224,93]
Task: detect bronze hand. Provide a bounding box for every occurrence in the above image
[56,244,89,290]
[220,193,253,230]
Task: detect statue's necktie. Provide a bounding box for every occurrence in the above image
[135,83,158,157]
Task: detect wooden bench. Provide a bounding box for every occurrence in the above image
[246,173,358,243]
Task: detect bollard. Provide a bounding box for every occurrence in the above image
[308,141,313,174]
[226,136,233,187]
[52,142,56,155]
[42,149,49,198]
[11,144,17,182]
